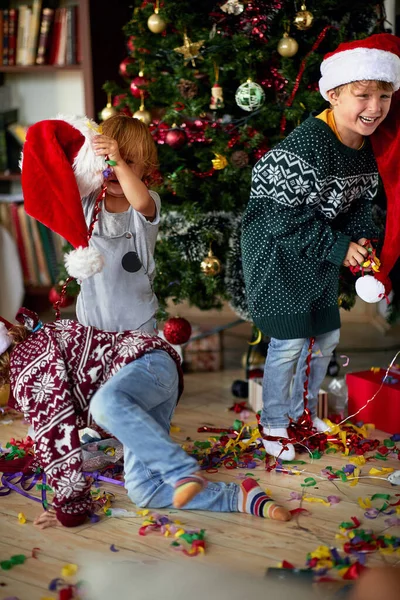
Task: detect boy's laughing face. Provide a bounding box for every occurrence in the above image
[327,81,393,148]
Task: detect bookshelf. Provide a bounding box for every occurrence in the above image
[0,0,131,307]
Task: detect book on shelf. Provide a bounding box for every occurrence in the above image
[1,1,79,67]
[0,200,65,287]
[7,7,16,65]
[35,5,53,64]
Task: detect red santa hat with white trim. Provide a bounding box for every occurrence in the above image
[319,33,400,302]
[21,115,106,280]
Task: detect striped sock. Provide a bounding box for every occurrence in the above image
[173,474,206,509]
[238,478,291,521]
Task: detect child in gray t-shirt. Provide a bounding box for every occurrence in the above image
[76,115,161,333]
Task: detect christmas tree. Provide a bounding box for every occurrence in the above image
[102,0,390,321]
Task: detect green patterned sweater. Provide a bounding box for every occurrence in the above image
[241,115,380,339]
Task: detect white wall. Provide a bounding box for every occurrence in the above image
[5,71,85,124]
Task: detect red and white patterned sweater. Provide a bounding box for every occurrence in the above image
[8,320,182,527]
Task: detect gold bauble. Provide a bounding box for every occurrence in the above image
[133,108,152,126]
[147,12,167,33]
[100,103,117,121]
[294,4,314,30]
[277,33,299,57]
[200,249,222,277]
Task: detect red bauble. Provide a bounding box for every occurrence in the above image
[165,128,187,149]
[163,317,192,345]
[127,36,136,53]
[119,57,135,78]
[48,287,74,308]
[130,76,149,99]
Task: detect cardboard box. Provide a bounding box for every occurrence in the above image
[346,369,400,434]
[248,378,328,418]
[183,327,223,373]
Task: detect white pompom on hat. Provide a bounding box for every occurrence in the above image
[355,275,386,304]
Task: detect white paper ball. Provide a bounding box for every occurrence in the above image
[235,80,265,112]
[355,275,386,303]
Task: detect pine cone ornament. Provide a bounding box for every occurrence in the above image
[177,79,198,99]
[231,150,249,168]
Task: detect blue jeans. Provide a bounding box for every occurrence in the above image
[90,350,239,512]
[261,329,340,428]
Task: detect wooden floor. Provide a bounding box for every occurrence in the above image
[0,365,400,599]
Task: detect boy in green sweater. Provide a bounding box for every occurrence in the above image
[241,34,400,459]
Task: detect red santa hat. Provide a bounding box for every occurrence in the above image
[319,34,400,299]
[319,33,400,101]
[21,115,106,280]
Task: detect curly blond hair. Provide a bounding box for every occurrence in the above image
[101,114,159,179]
[0,324,29,387]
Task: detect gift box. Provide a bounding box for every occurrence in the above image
[182,326,223,372]
[346,369,400,434]
[248,378,328,418]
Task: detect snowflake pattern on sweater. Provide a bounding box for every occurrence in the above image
[241,115,380,339]
[8,320,182,526]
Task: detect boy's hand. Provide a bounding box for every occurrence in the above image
[93,135,122,163]
[343,241,368,268]
[33,509,61,530]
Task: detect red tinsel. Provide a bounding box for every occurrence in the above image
[280,26,335,136]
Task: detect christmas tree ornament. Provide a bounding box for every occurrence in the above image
[210,83,224,110]
[235,79,265,112]
[163,316,192,345]
[133,91,152,126]
[231,150,249,168]
[210,63,224,110]
[119,57,135,77]
[165,126,187,149]
[200,245,222,276]
[147,0,167,34]
[174,30,205,67]
[130,68,149,99]
[221,0,244,15]
[211,153,228,170]
[277,32,299,57]
[294,3,314,31]
[177,78,198,99]
[100,93,117,121]
[294,5,314,32]
[48,285,75,308]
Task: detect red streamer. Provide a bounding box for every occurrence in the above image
[280,26,335,136]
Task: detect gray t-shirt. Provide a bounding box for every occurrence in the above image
[75,190,161,333]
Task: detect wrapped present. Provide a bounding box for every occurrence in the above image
[248,378,328,418]
[346,369,400,434]
[183,326,223,372]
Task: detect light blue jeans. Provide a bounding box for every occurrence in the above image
[261,329,340,428]
[90,350,239,511]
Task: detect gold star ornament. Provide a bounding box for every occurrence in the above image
[174,32,205,67]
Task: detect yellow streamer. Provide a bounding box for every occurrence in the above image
[369,467,394,476]
[61,563,78,577]
[248,328,262,346]
[303,496,331,506]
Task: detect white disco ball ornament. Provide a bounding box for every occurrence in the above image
[235,80,265,112]
[355,275,386,303]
